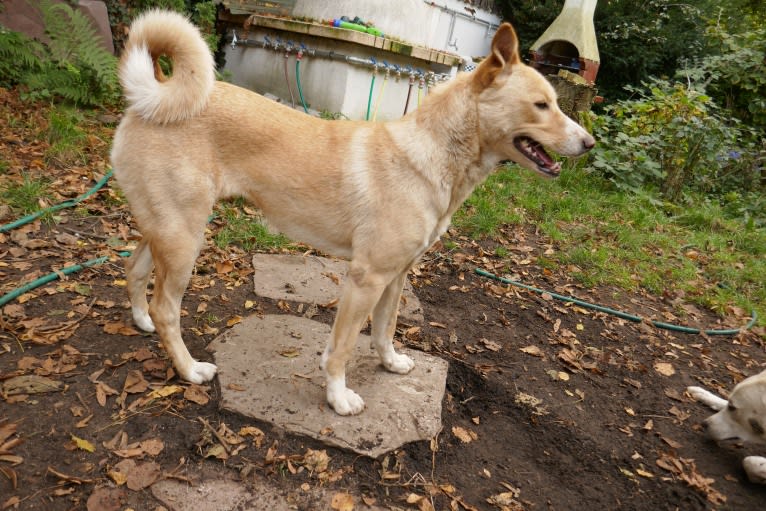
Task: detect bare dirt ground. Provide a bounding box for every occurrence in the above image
[2,89,766,510]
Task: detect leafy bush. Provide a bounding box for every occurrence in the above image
[589,78,758,202]
[105,0,219,55]
[0,29,45,88]
[684,25,766,135]
[0,2,118,106]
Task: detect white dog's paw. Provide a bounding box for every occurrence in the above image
[132,307,156,332]
[181,361,218,384]
[327,385,365,415]
[687,386,727,411]
[743,456,766,484]
[382,352,415,374]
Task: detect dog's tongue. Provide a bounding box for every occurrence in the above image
[530,140,554,167]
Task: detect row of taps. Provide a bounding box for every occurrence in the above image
[230,30,450,84]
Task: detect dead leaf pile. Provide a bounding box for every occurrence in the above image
[486,482,526,510]
[656,452,726,505]
[0,420,23,495]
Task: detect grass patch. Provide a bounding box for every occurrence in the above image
[44,106,87,166]
[213,199,291,251]
[1,172,53,215]
[456,162,766,326]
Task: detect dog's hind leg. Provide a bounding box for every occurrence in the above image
[322,263,392,415]
[148,215,217,384]
[126,238,155,332]
[371,271,415,374]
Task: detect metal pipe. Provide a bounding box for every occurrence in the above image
[230,35,451,83]
[423,0,500,32]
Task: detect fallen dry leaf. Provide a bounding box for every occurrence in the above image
[147,385,184,399]
[303,448,330,475]
[520,345,543,357]
[654,362,675,377]
[480,338,502,352]
[452,426,478,443]
[71,435,96,453]
[86,486,123,511]
[103,320,140,336]
[122,370,149,394]
[486,491,524,510]
[406,493,435,511]
[184,384,210,405]
[107,459,135,485]
[126,461,161,491]
[96,381,119,406]
[331,492,355,511]
[1,374,62,395]
[140,438,164,456]
[239,426,265,448]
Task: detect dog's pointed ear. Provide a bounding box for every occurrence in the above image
[472,23,521,91]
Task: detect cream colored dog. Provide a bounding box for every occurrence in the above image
[688,370,766,483]
[111,10,595,415]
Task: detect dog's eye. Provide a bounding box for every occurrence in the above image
[534,101,549,110]
[727,402,737,412]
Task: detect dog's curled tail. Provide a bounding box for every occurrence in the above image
[119,10,215,124]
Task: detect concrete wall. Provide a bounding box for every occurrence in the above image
[224,30,445,120]
[221,1,501,120]
[291,0,500,58]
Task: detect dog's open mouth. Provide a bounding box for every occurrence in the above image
[514,136,561,177]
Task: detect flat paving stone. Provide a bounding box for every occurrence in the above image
[252,254,424,324]
[209,314,447,458]
[152,475,388,511]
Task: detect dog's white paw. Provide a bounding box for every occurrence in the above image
[744,456,766,484]
[132,306,156,333]
[382,352,415,374]
[327,381,365,415]
[181,361,218,384]
[687,386,727,411]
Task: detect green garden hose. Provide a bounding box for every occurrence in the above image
[0,170,133,307]
[475,268,757,336]
[0,170,114,233]
[0,251,132,307]
[296,59,309,114]
[365,71,376,121]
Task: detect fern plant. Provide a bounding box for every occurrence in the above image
[0,2,119,106]
[31,1,119,106]
[0,28,44,87]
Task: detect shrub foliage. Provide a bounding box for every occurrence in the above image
[0,1,118,106]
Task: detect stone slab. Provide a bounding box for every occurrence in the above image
[152,476,388,511]
[252,254,424,324]
[209,314,447,458]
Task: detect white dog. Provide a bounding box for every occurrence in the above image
[687,369,766,483]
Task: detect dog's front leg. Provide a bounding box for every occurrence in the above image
[322,264,389,415]
[687,386,728,411]
[371,271,415,374]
